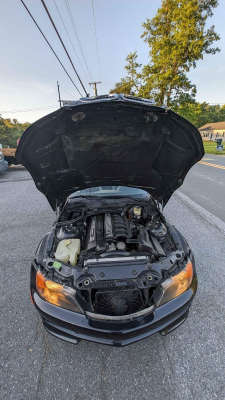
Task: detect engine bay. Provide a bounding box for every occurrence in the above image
[55,204,171,260]
[37,200,188,317]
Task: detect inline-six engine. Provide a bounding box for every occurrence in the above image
[84,207,167,258]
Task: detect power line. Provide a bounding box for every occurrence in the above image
[65,0,93,82]
[0,105,58,113]
[91,0,101,82]
[59,86,77,99]
[53,0,89,84]
[20,0,83,96]
[40,0,88,96]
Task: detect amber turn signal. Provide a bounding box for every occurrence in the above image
[36,270,83,313]
[157,260,193,307]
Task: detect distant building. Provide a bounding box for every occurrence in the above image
[199,122,225,141]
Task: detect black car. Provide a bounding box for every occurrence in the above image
[16,94,204,346]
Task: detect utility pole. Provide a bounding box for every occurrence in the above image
[89,81,101,96]
[57,81,62,107]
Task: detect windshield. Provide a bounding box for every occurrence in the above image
[70,186,150,199]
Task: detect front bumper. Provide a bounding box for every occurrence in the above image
[31,278,197,346]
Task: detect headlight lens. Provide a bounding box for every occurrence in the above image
[157,260,193,307]
[36,270,83,313]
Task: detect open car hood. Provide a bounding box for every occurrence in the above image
[16,94,204,210]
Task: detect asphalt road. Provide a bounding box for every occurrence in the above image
[1,167,225,400]
[179,154,225,222]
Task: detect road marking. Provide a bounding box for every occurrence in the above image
[198,161,225,170]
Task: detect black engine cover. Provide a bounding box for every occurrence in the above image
[85,214,128,251]
[85,215,104,251]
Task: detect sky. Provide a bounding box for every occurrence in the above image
[0,0,225,123]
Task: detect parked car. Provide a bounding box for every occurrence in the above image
[16,94,204,346]
[0,149,8,172]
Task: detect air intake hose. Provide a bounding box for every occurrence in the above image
[137,227,158,256]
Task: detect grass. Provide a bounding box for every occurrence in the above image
[203,141,225,155]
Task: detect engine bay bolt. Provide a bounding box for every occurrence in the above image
[132,270,137,276]
[84,266,89,272]
[84,279,90,286]
[100,272,105,278]
[147,274,153,281]
[146,263,152,269]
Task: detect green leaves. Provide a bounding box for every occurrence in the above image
[110,0,220,107]
[174,102,225,128]
[141,0,220,105]
[0,117,30,148]
[109,51,142,96]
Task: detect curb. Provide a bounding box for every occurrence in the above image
[175,191,225,236]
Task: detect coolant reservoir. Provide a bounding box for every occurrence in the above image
[54,239,80,266]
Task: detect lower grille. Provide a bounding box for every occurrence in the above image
[94,288,143,316]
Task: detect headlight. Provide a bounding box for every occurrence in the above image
[36,270,83,313]
[157,260,193,307]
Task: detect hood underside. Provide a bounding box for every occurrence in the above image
[16,94,204,210]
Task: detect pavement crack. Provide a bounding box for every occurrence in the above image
[35,340,47,400]
[31,313,42,347]
[0,215,18,227]
[161,337,176,400]
[34,329,52,400]
[99,348,111,400]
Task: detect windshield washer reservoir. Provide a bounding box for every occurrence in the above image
[55,239,81,266]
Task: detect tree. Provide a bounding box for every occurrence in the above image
[109,51,142,95]
[110,0,220,106]
[0,116,30,147]
[174,102,225,128]
[141,0,220,106]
